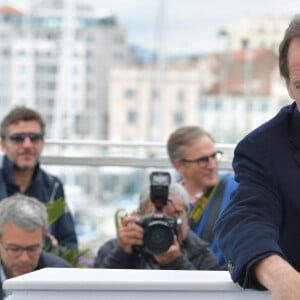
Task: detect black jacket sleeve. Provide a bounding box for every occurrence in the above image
[93,239,142,269]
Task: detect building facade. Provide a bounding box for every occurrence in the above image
[108,48,290,144]
[0,0,130,139]
[221,15,291,54]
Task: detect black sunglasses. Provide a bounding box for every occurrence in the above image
[181,150,223,167]
[6,132,44,144]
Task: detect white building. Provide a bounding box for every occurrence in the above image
[0,0,130,139]
[108,60,209,142]
[108,48,290,144]
[221,15,291,53]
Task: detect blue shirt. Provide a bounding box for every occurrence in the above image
[188,173,238,266]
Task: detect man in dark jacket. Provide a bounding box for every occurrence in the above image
[0,194,72,300]
[0,106,77,250]
[94,182,219,270]
[214,15,300,299]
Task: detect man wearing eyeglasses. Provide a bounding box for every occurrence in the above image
[94,183,220,270]
[0,194,72,299]
[0,106,77,251]
[167,125,237,266]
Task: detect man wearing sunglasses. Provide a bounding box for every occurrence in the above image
[167,125,237,267]
[0,194,72,299]
[94,183,219,270]
[0,106,77,251]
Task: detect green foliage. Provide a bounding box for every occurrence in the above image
[44,199,95,268]
[45,241,94,268]
[45,198,65,224]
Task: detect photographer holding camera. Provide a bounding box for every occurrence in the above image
[93,177,219,270]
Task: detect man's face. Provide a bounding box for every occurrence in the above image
[286,37,300,110]
[1,120,44,170]
[175,135,220,190]
[0,222,43,278]
[143,195,188,241]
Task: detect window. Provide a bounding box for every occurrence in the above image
[124,88,136,99]
[199,100,207,111]
[152,88,160,100]
[127,110,137,124]
[215,101,222,111]
[174,111,184,125]
[177,89,185,103]
[36,65,57,74]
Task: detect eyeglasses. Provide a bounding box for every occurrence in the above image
[5,132,44,144]
[167,198,184,217]
[0,243,43,258]
[181,150,223,167]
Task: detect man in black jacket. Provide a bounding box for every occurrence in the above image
[94,183,219,270]
[214,14,300,299]
[0,194,72,300]
[0,106,77,250]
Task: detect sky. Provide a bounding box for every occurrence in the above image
[1,0,300,55]
[83,0,300,55]
[85,0,299,54]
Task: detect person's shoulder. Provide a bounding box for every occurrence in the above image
[261,102,293,126]
[186,229,209,248]
[235,103,295,151]
[97,238,118,253]
[38,251,73,268]
[246,103,294,138]
[38,167,63,185]
[1,155,12,172]
[219,173,234,181]
[219,173,237,188]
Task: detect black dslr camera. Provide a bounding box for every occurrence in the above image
[137,171,182,255]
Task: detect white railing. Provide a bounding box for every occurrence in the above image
[42,140,235,171]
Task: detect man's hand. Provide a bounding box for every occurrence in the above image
[48,234,59,248]
[118,216,144,254]
[154,235,181,265]
[254,254,300,300]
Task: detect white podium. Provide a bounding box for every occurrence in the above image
[3,268,271,300]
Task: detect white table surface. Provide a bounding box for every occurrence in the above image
[4,268,239,290]
[4,268,271,300]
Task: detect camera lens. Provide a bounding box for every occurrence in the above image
[143,220,174,255]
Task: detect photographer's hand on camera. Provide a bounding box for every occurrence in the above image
[94,176,221,270]
[118,216,144,254]
[154,235,181,265]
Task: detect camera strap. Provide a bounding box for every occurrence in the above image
[188,185,218,229]
[188,174,230,243]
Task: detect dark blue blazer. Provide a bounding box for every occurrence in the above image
[214,102,300,288]
[37,251,73,268]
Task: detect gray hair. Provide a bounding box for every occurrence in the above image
[139,182,189,213]
[167,125,214,163]
[0,194,48,238]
